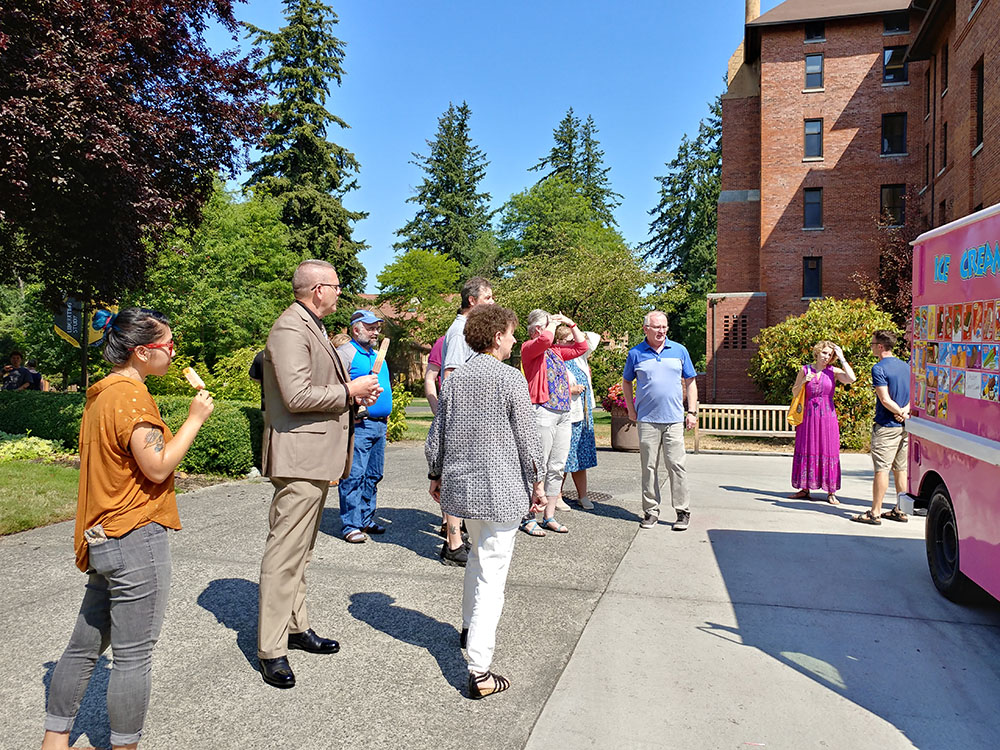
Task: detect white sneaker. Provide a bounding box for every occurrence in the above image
[578,495,594,510]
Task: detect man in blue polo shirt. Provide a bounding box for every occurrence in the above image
[622,311,698,531]
[336,310,393,543]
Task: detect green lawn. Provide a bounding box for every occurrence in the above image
[0,461,79,535]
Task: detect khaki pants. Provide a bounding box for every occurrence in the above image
[638,421,690,516]
[258,478,329,659]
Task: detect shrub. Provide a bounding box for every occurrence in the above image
[0,431,68,462]
[0,391,262,476]
[588,345,628,408]
[748,298,905,449]
[387,383,411,443]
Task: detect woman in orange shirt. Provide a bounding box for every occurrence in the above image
[42,308,214,750]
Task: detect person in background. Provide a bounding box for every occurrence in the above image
[623,311,698,531]
[41,308,214,750]
[438,277,495,565]
[25,359,48,391]
[520,309,589,536]
[424,334,450,541]
[3,350,31,391]
[789,340,857,505]
[335,310,393,544]
[425,304,545,699]
[556,327,600,510]
[248,350,266,411]
[852,330,910,525]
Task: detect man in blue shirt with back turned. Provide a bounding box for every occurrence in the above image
[336,310,393,543]
[623,311,698,531]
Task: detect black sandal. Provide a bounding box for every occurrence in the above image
[850,510,882,525]
[881,507,909,522]
[468,670,511,699]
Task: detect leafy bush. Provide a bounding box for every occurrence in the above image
[748,298,904,449]
[0,391,262,476]
[588,345,628,408]
[387,383,412,443]
[0,431,68,462]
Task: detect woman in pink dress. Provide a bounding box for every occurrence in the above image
[789,340,857,504]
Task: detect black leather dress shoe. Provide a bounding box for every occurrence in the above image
[260,656,295,689]
[288,628,340,654]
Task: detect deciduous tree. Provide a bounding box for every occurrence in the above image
[0,0,264,304]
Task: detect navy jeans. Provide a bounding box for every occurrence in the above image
[338,418,387,534]
[45,522,171,747]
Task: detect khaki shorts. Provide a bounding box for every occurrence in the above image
[870,423,908,473]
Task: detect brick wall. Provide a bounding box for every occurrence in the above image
[917,1,1000,224]
[704,293,767,403]
[718,95,762,292]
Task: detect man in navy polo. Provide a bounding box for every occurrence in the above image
[336,310,393,543]
[622,311,698,531]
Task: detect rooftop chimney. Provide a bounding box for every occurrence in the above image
[746,0,760,24]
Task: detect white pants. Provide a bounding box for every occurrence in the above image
[463,518,519,674]
[534,405,572,496]
[638,421,690,516]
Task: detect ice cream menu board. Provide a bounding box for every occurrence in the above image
[912,301,1000,420]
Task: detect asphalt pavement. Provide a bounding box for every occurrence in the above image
[2,445,999,750]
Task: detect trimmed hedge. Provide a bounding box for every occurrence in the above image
[0,391,263,477]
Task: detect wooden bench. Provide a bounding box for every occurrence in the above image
[693,404,794,452]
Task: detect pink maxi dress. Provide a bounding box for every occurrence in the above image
[790,364,841,493]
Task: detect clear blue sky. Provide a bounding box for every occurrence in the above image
[206,0,781,293]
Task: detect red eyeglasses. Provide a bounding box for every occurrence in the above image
[130,340,175,357]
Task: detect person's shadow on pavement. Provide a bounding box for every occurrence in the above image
[197,578,259,667]
[319,506,448,562]
[41,656,111,749]
[348,592,467,694]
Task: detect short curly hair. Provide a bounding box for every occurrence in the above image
[464,305,519,353]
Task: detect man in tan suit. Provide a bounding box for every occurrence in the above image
[257,259,381,689]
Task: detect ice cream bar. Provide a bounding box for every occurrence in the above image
[372,337,390,374]
[182,366,206,390]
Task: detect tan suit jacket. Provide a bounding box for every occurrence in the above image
[261,302,355,482]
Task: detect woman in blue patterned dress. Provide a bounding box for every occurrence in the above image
[426,304,546,699]
[556,326,599,509]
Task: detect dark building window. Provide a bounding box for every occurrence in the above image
[942,122,948,166]
[881,184,906,226]
[804,21,825,41]
[925,70,931,115]
[883,47,908,83]
[925,144,930,186]
[804,188,823,228]
[942,44,949,92]
[975,58,985,147]
[805,54,823,88]
[722,315,749,350]
[803,257,822,298]
[804,119,823,157]
[882,113,907,154]
[884,12,909,33]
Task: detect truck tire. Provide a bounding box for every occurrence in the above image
[925,484,977,602]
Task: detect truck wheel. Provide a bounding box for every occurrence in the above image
[925,485,976,602]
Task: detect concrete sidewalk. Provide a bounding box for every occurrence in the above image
[2,446,999,749]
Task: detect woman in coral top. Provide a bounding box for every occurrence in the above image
[519,309,589,536]
[42,308,214,750]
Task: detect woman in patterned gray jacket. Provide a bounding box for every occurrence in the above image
[426,304,546,699]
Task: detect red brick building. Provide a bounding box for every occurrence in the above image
[909,0,1000,224]
[709,0,926,402]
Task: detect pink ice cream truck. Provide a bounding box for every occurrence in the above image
[904,204,1000,602]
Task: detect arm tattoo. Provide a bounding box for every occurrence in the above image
[144,428,165,453]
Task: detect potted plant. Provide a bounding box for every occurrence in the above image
[602,382,639,452]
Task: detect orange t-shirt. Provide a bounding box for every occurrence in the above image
[74,375,180,572]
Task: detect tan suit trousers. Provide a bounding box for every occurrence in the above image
[257,477,329,659]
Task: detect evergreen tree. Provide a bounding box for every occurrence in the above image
[578,115,622,226]
[531,108,620,226]
[642,95,722,365]
[393,102,493,271]
[531,107,580,183]
[246,0,367,301]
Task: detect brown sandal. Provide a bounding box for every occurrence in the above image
[881,507,909,522]
[850,510,881,525]
[789,489,810,499]
[468,670,511,699]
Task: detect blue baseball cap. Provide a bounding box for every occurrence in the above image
[350,309,382,325]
